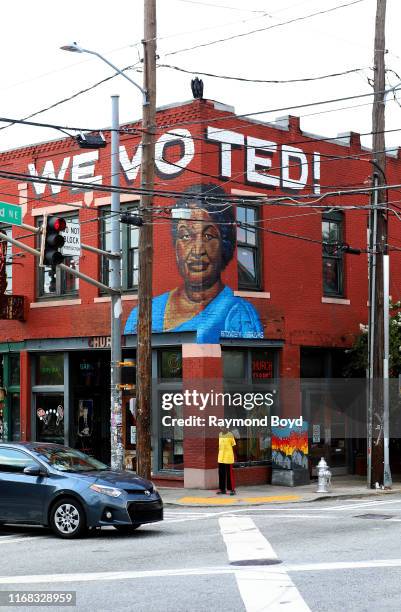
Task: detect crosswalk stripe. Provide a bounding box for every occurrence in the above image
[219,516,311,612]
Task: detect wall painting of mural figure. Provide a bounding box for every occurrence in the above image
[124,184,264,344]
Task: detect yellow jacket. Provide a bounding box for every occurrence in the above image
[218,432,236,464]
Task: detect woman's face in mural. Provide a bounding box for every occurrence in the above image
[175,207,223,290]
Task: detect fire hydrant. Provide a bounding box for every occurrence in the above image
[316,457,332,493]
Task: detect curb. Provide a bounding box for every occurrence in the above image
[162,488,401,507]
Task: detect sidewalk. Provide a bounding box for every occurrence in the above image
[159,476,401,506]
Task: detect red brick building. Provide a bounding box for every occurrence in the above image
[0,97,399,487]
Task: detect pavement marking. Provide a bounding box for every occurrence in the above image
[239,496,300,503]
[219,516,311,611]
[326,498,401,511]
[0,536,48,545]
[287,558,401,572]
[0,567,236,584]
[163,513,334,525]
[178,495,300,505]
[179,497,239,504]
[2,558,401,587]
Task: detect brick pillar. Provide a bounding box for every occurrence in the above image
[182,344,223,489]
[280,344,301,418]
[20,351,31,441]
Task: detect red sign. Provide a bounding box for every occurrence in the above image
[252,358,273,380]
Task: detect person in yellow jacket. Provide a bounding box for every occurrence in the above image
[217,427,236,495]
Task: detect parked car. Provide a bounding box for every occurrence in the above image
[0,442,163,539]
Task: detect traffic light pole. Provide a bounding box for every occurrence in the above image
[0,232,118,294]
[110,95,124,471]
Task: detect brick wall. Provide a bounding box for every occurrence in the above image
[1,97,400,370]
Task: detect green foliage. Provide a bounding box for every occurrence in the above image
[345,301,401,377]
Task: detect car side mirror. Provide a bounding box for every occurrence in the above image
[23,465,46,477]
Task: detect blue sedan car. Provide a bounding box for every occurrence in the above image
[0,442,163,539]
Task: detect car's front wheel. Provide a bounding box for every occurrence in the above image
[114,524,141,534]
[50,497,87,539]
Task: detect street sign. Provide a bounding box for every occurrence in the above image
[0,202,22,226]
[61,220,81,257]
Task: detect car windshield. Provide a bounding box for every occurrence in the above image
[32,446,108,473]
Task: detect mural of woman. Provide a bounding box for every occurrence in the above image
[124,184,263,344]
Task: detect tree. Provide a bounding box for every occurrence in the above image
[345,300,401,377]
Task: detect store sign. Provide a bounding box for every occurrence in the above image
[252,358,273,380]
[0,295,25,321]
[88,336,111,348]
[87,335,127,348]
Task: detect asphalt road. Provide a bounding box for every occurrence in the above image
[1,495,401,611]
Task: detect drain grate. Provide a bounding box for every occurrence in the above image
[230,559,282,566]
[355,513,394,520]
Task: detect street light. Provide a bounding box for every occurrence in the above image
[61,43,148,472]
[60,42,148,104]
[61,38,156,478]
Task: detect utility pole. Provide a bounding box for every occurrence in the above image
[110,95,124,471]
[136,0,157,480]
[368,0,389,487]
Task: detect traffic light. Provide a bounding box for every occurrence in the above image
[40,216,67,267]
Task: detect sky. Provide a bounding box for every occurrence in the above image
[0,0,400,153]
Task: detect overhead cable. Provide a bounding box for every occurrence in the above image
[158,63,370,84]
[162,0,366,57]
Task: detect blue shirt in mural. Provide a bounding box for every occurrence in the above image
[124,286,263,344]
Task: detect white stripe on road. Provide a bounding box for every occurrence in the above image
[2,558,401,585]
[325,498,401,511]
[0,536,48,545]
[219,516,311,611]
[0,567,236,584]
[164,514,332,525]
[287,558,401,572]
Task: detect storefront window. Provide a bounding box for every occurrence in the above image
[69,351,112,464]
[223,350,246,380]
[251,349,274,383]
[9,354,20,387]
[36,353,64,385]
[159,391,183,471]
[159,349,182,380]
[157,348,183,472]
[35,393,64,443]
[10,393,20,441]
[223,348,277,465]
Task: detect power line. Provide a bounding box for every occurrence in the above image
[0,63,142,136]
[0,164,397,208]
[157,87,388,129]
[158,62,370,84]
[175,0,267,12]
[162,0,366,57]
[0,84,396,153]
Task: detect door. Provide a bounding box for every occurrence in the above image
[0,447,48,523]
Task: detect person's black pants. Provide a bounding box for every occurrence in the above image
[218,463,235,492]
